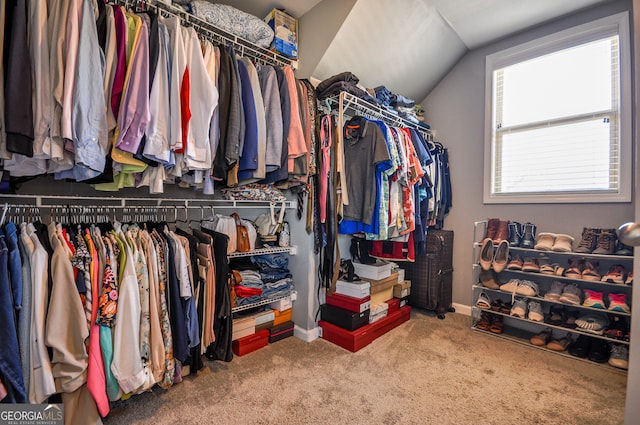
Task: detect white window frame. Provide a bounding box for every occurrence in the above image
[483,12,631,204]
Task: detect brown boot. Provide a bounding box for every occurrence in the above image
[575,227,599,254]
[485,218,500,240]
[593,229,616,255]
[493,220,510,243]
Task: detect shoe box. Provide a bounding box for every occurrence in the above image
[336,279,371,298]
[369,273,397,307]
[321,303,370,331]
[387,297,400,314]
[269,296,292,312]
[319,306,411,353]
[393,280,411,299]
[353,261,393,280]
[272,308,293,326]
[232,329,270,356]
[326,292,371,313]
[369,302,389,324]
[232,316,256,341]
[269,320,295,343]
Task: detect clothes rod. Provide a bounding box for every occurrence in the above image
[0,195,297,210]
[115,0,294,68]
[330,92,432,140]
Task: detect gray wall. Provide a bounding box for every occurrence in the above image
[422,0,635,308]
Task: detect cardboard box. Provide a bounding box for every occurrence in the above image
[232,329,269,356]
[399,297,410,308]
[326,292,371,313]
[353,261,393,280]
[321,304,370,331]
[335,279,371,298]
[232,316,256,341]
[393,281,411,299]
[255,320,274,332]
[264,9,298,59]
[272,308,292,326]
[369,272,398,295]
[269,297,292,312]
[370,287,393,308]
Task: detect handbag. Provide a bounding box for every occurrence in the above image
[255,201,287,245]
[232,213,251,252]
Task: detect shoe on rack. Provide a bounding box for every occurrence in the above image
[492,220,510,243]
[516,280,540,297]
[510,298,528,318]
[489,315,504,334]
[520,222,537,249]
[527,300,544,322]
[592,229,617,255]
[608,344,629,369]
[539,262,562,275]
[581,260,601,281]
[485,218,500,241]
[625,272,633,285]
[615,240,634,256]
[601,264,625,284]
[547,335,572,352]
[530,328,552,346]
[499,279,520,293]
[575,314,609,335]
[544,281,565,302]
[575,227,600,254]
[547,305,565,326]
[479,238,494,271]
[607,293,631,313]
[568,335,591,358]
[582,289,605,309]
[506,256,524,271]
[534,232,556,251]
[564,257,583,279]
[587,338,611,363]
[508,221,523,247]
[479,269,500,289]
[521,257,540,273]
[604,314,628,340]
[562,308,579,329]
[475,312,492,331]
[476,292,492,310]
[558,283,582,305]
[493,240,510,273]
[552,234,574,252]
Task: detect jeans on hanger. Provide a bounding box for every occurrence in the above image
[0,233,26,402]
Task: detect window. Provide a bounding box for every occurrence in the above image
[484,12,631,203]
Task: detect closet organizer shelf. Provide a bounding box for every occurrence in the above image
[231,292,291,313]
[471,221,633,371]
[470,318,627,375]
[115,0,294,68]
[228,245,296,258]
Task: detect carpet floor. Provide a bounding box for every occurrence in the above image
[104,310,627,425]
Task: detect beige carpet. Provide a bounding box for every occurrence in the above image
[104,310,626,425]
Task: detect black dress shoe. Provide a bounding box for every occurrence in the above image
[568,335,591,358]
[588,339,611,363]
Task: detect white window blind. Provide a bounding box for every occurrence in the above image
[484,12,631,203]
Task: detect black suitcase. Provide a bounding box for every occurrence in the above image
[400,229,454,319]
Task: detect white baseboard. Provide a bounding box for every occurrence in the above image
[294,325,320,342]
[452,303,471,316]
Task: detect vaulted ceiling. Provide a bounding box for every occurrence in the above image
[219,0,612,101]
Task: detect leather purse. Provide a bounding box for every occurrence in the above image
[232,213,251,252]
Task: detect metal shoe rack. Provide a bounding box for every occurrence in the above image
[470,220,632,374]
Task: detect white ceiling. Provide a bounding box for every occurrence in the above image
[216,0,613,101]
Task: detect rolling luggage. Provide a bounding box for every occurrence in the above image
[400,229,454,319]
